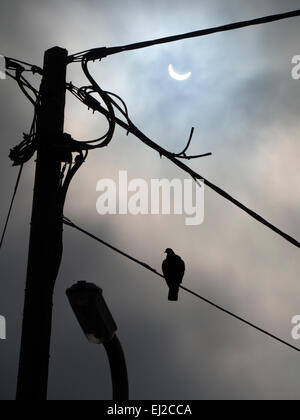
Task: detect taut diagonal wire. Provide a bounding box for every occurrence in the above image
[63,217,300,354]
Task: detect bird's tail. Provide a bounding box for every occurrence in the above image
[168,286,179,301]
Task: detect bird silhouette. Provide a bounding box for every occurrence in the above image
[162,248,185,301]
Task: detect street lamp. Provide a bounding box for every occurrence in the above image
[66,281,129,401]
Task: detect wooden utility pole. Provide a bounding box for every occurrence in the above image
[16,47,68,400]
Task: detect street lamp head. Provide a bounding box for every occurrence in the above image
[66,281,117,345]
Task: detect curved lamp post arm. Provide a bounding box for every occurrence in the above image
[104,334,129,401]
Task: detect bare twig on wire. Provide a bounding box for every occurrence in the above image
[171,127,212,160]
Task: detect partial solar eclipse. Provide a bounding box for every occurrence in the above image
[168,64,191,81]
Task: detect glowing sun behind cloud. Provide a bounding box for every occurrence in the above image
[168,64,191,81]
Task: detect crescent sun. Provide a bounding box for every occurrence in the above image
[168,64,191,81]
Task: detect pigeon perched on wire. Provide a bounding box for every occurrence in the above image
[162,248,185,301]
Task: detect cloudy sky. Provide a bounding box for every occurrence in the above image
[0,0,300,400]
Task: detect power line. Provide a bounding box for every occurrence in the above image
[67,83,300,249]
[0,165,23,250]
[63,216,164,278]
[63,216,300,355]
[121,117,300,249]
[69,9,300,61]
[5,56,42,70]
[0,106,38,252]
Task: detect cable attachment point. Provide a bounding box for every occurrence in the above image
[51,133,74,163]
[84,48,108,62]
[31,65,43,75]
[9,132,37,166]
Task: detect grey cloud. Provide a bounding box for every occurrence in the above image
[1,0,300,401]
